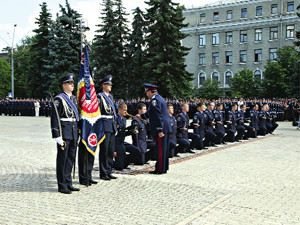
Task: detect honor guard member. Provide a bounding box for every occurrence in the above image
[167,103,182,157]
[50,73,80,194]
[97,75,118,180]
[131,103,156,164]
[144,83,172,174]
[258,104,267,136]
[113,103,141,170]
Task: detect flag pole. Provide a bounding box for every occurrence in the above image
[81,19,90,187]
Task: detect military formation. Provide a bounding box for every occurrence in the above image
[1,75,299,194]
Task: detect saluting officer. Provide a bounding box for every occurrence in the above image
[97,75,118,180]
[50,73,80,194]
[144,83,172,174]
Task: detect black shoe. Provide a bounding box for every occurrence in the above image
[67,186,80,191]
[236,140,241,142]
[58,188,72,194]
[100,176,110,181]
[203,147,208,149]
[149,170,163,174]
[80,181,92,186]
[187,149,195,154]
[221,141,226,144]
[108,174,117,179]
[174,154,180,157]
[89,180,98,184]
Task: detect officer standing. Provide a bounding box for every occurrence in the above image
[144,84,172,174]
[97,75,118,180]
[50,73,80,194]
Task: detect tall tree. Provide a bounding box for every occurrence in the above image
[230,69,260,98]
[126,7,147,98]
[29,2,52,98]
[92,0,129,98]
[144,1,193,98]
[44,0,83,95]
[0,58,11,98]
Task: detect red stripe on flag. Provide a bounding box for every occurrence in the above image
[158,137,163,172]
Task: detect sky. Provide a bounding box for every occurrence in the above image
[0,0,218,51]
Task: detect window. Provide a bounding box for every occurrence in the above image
[240,30,247,42]
[225,51,232,63]
[225,32,233,44]
[213,12,219,21]
[212,72,219,82]
[200,13,206,23]
[254,70,262,81]
[256,6,262,16]
[240,50,247,63]
[254,49,262,62]
[199,53,205,65]
[198,72,206,86]
[225,71,233,85]
[199,34,206,46]
[287,2,294,12]
[286,25,295,38]
[227,10,232,20]
[269,48,277,61]
[270,27,278,40]
[212,52,219,65]
[212,33,219,45]
[241,8,247,18]
[255,28,262,41]
[271,4,278,14]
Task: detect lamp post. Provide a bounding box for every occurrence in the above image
[11,24,17,99]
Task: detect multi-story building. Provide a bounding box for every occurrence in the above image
[181,0,300,91]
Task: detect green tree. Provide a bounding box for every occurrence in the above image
[144,0,193,98]
[13,37,34,98]
[262,46,298,98]
[44,0,84,95]
[193,78,222,99]
[29,2,52,98]
[92,0,129,98]
[0,58,11,97]
[230,69,259,97]
[126,7,147,98]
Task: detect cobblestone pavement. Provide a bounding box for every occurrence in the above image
[0,116,300,225]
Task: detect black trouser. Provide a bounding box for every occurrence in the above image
[78,141,95,183]
[56,139,77,190]
[176,137,190,153]
[99,132,115,177]
[189,132,203,150]
[236,125,245,141]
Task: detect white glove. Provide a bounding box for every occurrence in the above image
[54,137,64,146]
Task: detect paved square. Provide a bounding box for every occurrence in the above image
[0,117,299,224]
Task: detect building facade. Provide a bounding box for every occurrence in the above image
[181,0,300,91]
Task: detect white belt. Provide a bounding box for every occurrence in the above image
[101,115,114,119]
[60,118,77,122]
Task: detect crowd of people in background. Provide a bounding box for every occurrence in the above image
[0,97,299,124]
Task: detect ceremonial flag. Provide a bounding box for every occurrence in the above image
[77,45,105,156]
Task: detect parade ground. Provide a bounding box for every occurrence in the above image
[0,117,300,225]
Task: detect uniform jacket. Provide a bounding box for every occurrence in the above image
[97,92,117,133]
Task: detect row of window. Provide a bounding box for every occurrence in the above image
[199,1,295,23]
[198,70,262,86]
[199,25,295,46]
[199,48,277,65]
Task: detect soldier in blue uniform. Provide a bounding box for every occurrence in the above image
[50,73,80,194]
[224,103,237,142]
[144,84,172,174]
[97,75,118,180]
[192,102,207,149]
[131,103,156,164]
[204,102,217,147]
[113,103,142,170]
[249,104,259,138]
[168,103,179,157]
[258,104,267,136]
[214,103,226,144]
[236,104,250,140]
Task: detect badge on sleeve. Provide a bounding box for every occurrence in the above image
[54,100,59,107]
[152,100,157,106]
[177,116,181,121]
[193,115,198,120]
